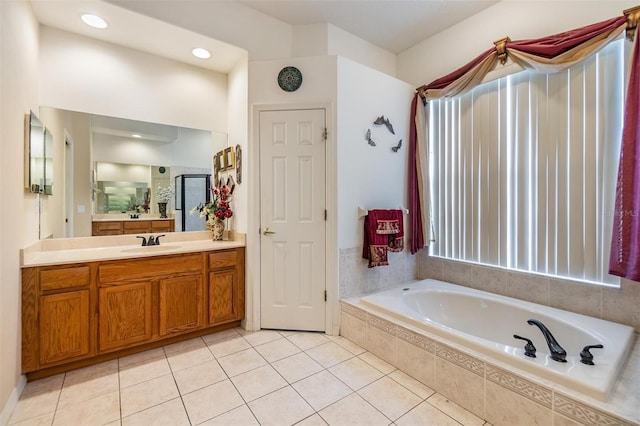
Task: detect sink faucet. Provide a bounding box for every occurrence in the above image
[527,319,567,363]
[147,234,165,246]
[136,236,148,246]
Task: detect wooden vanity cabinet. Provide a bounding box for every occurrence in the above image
[22,247,244,377]
[92,219,174,236]
[22,265,94,371]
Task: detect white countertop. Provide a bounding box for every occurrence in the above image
[21,231,245,267]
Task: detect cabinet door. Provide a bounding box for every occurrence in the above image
[159,274,204,336]
[209,268,239,324]
[99,282,152,352]
[39,290,90,365]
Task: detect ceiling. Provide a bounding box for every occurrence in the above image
[237,0,499,54]
[31,0,499,75]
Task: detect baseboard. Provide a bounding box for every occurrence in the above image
[0,375,26,426]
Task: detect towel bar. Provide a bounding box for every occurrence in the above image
[358,206,409,218]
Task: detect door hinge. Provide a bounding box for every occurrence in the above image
[322,128,328,142]
[324,290,327,302]
[324,209,327,221]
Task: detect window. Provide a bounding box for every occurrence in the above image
[428,39,626,286]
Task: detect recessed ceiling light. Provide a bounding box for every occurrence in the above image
[131,134,142,138]
[81,14,108,29]
[192,48,211,59]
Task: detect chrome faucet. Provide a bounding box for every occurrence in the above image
[527,319,567,362]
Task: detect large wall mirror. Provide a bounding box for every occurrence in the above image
[39,106,228,239]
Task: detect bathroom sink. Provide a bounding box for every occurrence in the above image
[121,245,181,254]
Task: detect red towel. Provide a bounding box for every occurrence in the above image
[362,209,404,267]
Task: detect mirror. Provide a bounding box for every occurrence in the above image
[44,128,54,195]
[25,111,46,194]
[39,106,228,238]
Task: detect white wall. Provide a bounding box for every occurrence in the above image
[39,26,228,133]
[227,57,249,234]
[397,0,638,86]
[336,57,415,249]
[292,23,397,78]
[0,0,40,422]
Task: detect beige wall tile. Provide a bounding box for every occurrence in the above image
[602,279,640,332]
[366,322,398,366]
[471,265,508,296]
[549,279,602,318]
[485,381,551,426]
[435,358,485,419]
[505,272,549,305]
[340,312,367,348]
[426,393,485,426]
[396,339,435,388]
[441,258,473,287]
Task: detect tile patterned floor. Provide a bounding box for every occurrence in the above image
[9,328,493,426]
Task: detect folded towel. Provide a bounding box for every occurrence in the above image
[363,209,404,267]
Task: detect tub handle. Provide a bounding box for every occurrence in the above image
[513,335,537,358]
[580,344,604,365]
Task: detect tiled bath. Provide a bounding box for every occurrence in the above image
[340,299,640,426]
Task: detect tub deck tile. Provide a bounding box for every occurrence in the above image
[485,364,552,409]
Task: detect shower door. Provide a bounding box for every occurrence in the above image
[175,174,211,232]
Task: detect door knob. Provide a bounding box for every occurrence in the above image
[263,228,276,235]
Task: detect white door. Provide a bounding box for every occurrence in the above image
[259,109,326,331]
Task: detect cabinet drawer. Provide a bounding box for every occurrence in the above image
[97,222,122,231]
[123,220,151,234]
[99,254,202,283]
[40,266,90,291]
[209,250,237,269]
[151,221,172,232]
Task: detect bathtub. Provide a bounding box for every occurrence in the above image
[359,279,635,401]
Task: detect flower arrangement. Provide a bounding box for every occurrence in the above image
[190,181,234,221]
[156,184,174,203]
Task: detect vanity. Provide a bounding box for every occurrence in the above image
[91,214,175,236]
[20,231,244,379]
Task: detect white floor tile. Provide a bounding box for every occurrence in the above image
[119,347,166,368]
[248,386,315,426]
[8,375,63,424]
[306,342,354,368]
[58,369,119,410]
[254,337,301,363]
[162,337,206,355]
[121,397,189,426]
[329,357,384,391]
[199,404,259,426]
[201,328,241,345]
[173,359,227,395]
[217,347,268,377]
[166,345,215,372]
[182,379,245,425]
[119,357,172,388]
[239,329,283,347]
[426,393,485,426]
[318,393,390,426]
[388,369,435,399]
[206,335,251,358]
[358,352,396,374]
[120,374,179,418]
[396,400,462,426]
[230,364,288,402]
[272,352,325,384]
[52,391,120,426]
[287,332,331,351]
[292,370,353,411]
[358,376,422,421]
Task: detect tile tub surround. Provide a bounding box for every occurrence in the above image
[340,300,640,426]
[417,251,640,333]
[339,247,417,299]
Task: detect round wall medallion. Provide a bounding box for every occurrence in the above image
[159,166,166,173]
[277,66,303,92]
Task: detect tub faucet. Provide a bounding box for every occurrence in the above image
[527,319,567,363]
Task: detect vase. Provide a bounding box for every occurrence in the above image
[208,218,225,241]
[158,202,168,218]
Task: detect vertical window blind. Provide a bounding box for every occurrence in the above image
[428,39,626,285]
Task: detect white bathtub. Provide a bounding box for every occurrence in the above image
[359,279,635,401]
